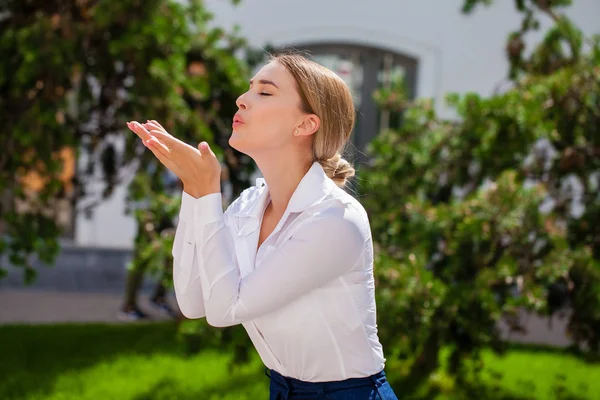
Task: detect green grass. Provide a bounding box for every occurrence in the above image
[479,345,598,399]
[0,322,599,399]
[420,345,600,400]
[0,322,268,400]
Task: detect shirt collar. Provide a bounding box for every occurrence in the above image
[232,162,336,220]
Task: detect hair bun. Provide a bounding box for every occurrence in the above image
[318,154,355,187]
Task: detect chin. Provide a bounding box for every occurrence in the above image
[229,133,250,155]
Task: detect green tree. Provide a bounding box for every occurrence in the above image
[361,0,600,390]
[0,0,255,282]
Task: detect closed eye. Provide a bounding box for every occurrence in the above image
[260,92,272,96]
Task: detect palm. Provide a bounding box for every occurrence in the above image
[127,119,221,195]
[127,120,192,176]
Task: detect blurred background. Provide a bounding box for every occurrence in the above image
[1,0,599,399]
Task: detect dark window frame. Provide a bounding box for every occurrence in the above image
[289,42,419,164]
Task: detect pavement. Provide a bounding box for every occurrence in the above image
[0,289,178,324]
[0,245,180,324]
[0,288,572,348]
[0,246,573,349]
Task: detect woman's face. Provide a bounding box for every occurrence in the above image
[229,61,307,157]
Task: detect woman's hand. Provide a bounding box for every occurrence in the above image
[127,120,221,198]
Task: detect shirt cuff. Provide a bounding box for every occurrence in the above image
[179,190,197,222]
[191,192,224,227]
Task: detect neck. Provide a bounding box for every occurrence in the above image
[253,150,313,216]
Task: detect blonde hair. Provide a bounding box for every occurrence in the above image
[271,53,356,188]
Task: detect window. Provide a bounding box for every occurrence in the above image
[288,44,418,164]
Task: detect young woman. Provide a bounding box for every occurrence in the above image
[127,53,397,399]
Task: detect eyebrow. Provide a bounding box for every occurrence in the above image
[249,79,279,89]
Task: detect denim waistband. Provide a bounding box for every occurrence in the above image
[266,367,387,394]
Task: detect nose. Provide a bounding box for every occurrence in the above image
[236,92,248,110]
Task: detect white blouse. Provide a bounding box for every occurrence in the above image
[172,162,386,382]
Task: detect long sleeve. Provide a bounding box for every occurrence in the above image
[172,191,207,319]
[185,192,369,327]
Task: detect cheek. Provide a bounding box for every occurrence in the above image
[250,103,293,143]
[230,98,299,155]
[229,118,287,154]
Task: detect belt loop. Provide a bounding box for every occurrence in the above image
[370,374,380,388]
[280,374,290,400]
[267,369,290,400]
[371,375,383,399]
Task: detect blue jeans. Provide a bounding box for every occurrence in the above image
[266,368,398,399]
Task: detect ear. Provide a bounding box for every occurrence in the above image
[294,114,320,137]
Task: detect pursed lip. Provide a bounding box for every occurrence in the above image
[233,114,244,126]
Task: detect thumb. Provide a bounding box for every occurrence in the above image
[198,141,212,155]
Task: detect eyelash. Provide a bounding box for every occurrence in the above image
[259,92,272,96]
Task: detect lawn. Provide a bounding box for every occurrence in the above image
[0,322,268,400]
[0,322,598,399]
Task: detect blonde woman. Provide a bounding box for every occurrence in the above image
[127,53,397,399]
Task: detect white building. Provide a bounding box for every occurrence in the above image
[74,0,600,251]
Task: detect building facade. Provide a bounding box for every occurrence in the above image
[74,0,600,250]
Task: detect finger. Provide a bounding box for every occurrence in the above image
[128,121,151,141]
[127,121,142,139]
[198,141,214,156]
[143,121,165,133]
[129,121,151,139]
[148,129,179,150]
[145,142,170,167]
[150,119,167,131]
[145,138,172,167]
[146,136,172,156]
